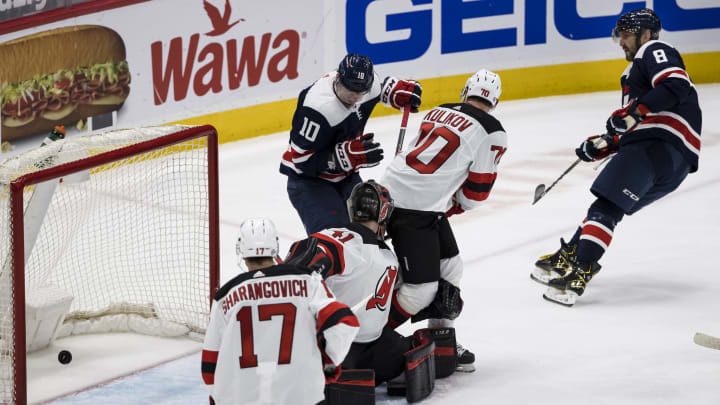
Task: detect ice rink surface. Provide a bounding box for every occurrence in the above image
[30,84,720,404]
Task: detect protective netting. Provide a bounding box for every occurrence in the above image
[0,125,217,404]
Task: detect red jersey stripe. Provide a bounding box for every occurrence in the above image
[639,115,701,151]
[467,172,497,184]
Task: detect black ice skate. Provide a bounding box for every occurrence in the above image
[456,343,475,373]
[531,238,577,286]
[542,258,601,307]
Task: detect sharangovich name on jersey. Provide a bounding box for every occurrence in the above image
[346,0,720,64]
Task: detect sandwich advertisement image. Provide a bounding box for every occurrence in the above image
[0,25,130,141]
[0,0,322,149]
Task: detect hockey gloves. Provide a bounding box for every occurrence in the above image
[445,197,465,218]
[381,76,422,112]
[575,133,620,162]
[333,132,383,172]
[606,98,649,135]
[324,363,342,384]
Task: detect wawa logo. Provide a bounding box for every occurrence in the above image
[366,266,398,311]
[151,0,301,105]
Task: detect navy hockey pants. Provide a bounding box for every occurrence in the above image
[287,173,361,235]
[591,139,691,215]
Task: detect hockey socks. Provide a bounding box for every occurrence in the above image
[576,197,624,264]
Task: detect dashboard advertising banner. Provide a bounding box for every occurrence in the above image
[1,0,718,147]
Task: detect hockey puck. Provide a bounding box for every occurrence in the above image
[58,350,72,365]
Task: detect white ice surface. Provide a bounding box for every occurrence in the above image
[31,84,720,404]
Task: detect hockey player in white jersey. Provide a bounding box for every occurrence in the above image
[201,218,359,405]
[381,69,508,372]
[285,181,455,401]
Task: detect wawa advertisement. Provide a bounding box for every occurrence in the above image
[0,0,325,143]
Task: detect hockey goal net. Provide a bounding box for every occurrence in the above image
[0,124,219,404]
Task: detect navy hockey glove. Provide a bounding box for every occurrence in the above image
[575,133,620,162]
[332,132,383,172]
[606,98,649,135]
[381,76,422,112]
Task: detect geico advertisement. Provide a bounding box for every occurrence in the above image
[339,0,720,78]
[0,0,325,142]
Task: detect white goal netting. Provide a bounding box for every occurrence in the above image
[0,125,218,404]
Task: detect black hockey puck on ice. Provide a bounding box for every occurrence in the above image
[58,350,72,365]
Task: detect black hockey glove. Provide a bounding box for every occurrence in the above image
[575,133,619,162]
[411,279,464,323]
[381,76,422,112]
[332,132,383,172]
[606,98,648,135]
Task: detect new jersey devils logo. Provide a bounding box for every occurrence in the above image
[203,0,244,37]
[365,266,398,311]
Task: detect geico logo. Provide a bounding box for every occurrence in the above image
[150,30,301,105]
[345,0,720,65]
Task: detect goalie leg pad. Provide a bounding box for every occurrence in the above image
[404,330,436,403]
[325,369,375,405]
[417,327,457,378]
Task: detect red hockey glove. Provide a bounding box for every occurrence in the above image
[445,197,465,218]
[381,76,422,112]
[606,98,649,135]
[324,363,342,384]
[575,133,620,162]
[332,132,383,172]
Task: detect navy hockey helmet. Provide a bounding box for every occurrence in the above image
[613,8,661,41]
[347,180,394,226]
[337,54,374,93]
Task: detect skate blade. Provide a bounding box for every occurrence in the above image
[530,267,558,286]
[456,363,476,373]
[542,287,577,307]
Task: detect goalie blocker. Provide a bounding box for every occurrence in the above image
[387,327,457,403]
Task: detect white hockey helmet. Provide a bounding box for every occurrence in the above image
[460,69,502,108]
[236,218,279,263]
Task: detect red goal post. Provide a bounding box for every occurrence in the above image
[0,124,219,405]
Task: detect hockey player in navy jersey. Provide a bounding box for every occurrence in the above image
[202,218,359,405]
[536,8,702,307]
[280,53,422,235]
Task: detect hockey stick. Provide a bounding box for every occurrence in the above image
[694,332,720,350]
[395,104,412,155]
[532,158,581,205]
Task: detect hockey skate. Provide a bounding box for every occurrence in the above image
[531,238,576,286]
[456,343,475,372]
[542,258,601,307]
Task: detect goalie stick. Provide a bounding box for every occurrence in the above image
[693,332,720,350]
[395,104,412,155]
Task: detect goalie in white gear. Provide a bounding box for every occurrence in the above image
[380,69,508,373]
[202,218,359,405]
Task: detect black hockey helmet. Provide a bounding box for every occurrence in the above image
[347,180,393,226]
[613,8,661,40]
[337,54,374,93]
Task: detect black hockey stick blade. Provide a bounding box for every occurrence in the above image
[532,158,581,205]
[532,184,546,205]
[694,332,720,350]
